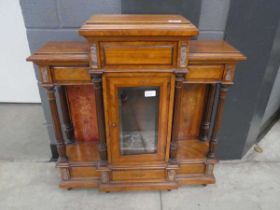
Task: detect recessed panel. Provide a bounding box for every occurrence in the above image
[67,86,99,142]
[178,84,207,140]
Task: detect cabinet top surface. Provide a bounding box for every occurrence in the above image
[79,14,198,37]
[86,14,191,24]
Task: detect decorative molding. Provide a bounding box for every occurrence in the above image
[180,42,188,67]
[167,169,176,181]
[224,64,235,81]
[206,164,214,176]
[90,43,98,68]
[41,66,49,83]
[101,171,110,184]
[60,168,71,181]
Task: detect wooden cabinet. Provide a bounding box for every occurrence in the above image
[27,15,246,192]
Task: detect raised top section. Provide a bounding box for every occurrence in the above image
[79,14,198,37]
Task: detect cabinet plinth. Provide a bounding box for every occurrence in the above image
[27,14,246,192]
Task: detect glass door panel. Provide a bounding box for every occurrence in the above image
[118,87,160,155]
[104,72,173,164]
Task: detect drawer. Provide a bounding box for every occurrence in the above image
[177,163,205,175]
[112,169,166,181]
[52,67,91,83]
[70,166,100,178]
[100,41,177,67]
[186,65,224,81]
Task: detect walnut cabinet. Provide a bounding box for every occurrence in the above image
[27,15,246,192]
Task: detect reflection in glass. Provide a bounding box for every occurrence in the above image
[118,87,160,155]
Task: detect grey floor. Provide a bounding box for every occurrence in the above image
[0,104,280,210]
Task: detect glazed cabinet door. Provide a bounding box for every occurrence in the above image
[103,73,174,165]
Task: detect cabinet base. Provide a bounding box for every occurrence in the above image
[99,181,178,192]
[59,175,215,191]
[60,179,99,189]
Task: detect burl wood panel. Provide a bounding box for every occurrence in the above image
[66,85,99,142]
[100,42,176,66]
[178,84,207,140]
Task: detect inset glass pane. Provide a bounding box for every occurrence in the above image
[118,87,160,155]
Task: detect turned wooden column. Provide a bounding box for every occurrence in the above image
[200,84,216,141]
[91,72,108,166]
[169,71,186,164]
[57,86,74,144]
[46,86,68,162]
[207,84,229,159]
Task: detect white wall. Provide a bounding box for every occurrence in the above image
[0,0,40,103]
